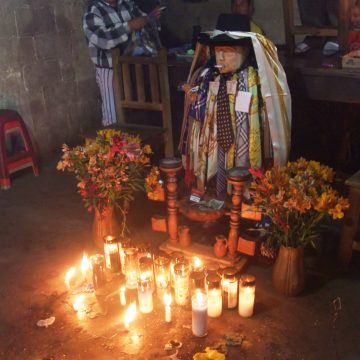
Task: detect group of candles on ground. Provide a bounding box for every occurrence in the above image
[64,235,256,338]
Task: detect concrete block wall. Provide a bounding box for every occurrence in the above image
[0,0,100,156]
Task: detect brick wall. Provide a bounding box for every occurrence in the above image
[0,0,100,156]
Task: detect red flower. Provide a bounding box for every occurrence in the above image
[249,167,264,179]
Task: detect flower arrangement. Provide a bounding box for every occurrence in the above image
[145,166,165,201]
[57,129,152,235]
[250,158,349,248]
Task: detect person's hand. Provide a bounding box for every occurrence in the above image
[128,16,148,31]
[148,6,164,21]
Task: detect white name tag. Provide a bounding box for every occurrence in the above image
[209,81,219,95]
[226,80,237,95]
[235,91,252,113]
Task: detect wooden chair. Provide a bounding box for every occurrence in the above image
[112,48,174,157]
[282,0,351,54]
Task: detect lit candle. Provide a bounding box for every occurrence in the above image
[238,274,256,318]
[164,292,172,323]
[138,273,153,314]
[103,235,120,273]
[90,254,106,290]
[222,267,238,309]
[206,274,222,318]
[154,255,171,300]
[192,256,203,272]
[174,261,190,306]
[120,286,126,306]
[65,267,76,290]
[81,253,90,282]
[156,275,168,301]
[207,288,222,318]
[125,248,139,289]
[73,294,85,312]
[192,290,208,337]
[124,302,137,331]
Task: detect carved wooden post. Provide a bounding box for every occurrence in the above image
[159,158,183,245]
[227,167,251,259]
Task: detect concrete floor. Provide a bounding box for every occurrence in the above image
[0,159,360,360]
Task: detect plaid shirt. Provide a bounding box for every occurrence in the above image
[83,0,144,68]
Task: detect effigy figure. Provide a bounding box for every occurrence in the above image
[179,14,292,198]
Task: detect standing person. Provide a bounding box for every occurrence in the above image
[294,0,339,55]
[231,0,264,35]
[83,0,161,126]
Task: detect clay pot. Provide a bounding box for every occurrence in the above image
[178,225,191,247]
[93,206,119,250]
[214,235,228,258]
[272,246,305,296]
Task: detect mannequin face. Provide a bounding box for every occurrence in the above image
[215,46,249,74]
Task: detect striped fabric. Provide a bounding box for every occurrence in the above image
[235,69,250,168]
[95,67,117,126]
[83,0,144,68]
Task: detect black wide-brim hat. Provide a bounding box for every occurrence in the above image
[198,13,252,47]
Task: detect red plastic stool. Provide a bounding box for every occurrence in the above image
[0,109,39,189]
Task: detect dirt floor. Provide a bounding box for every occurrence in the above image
[0,158,360,360]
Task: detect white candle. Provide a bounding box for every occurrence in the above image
[207,288,222,318]
[138,275,153,314]
[238,274,255,318]
[164,292,172,323]
[120,286,126,306]
[238,286,255,318]
[192,290,208,337]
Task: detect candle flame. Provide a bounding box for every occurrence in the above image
[65,267,76,285]
[195,289,205,302]
[193,256,202,269]
[73,294,85,312]
[157,276,167,288]
[140,271,151,281]
[164,292,172,306]
[124,302,137,329]
[81,253,89,273]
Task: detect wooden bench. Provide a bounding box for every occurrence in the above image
[338,170,360,265]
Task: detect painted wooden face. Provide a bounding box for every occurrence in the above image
[214,46,249,74]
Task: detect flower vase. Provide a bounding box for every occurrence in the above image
[272,246,305,296]
[93,206,119,249]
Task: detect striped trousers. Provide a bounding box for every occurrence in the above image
[95,67,117,127]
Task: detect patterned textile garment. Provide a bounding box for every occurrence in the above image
[95,67,117,126]
[83,0,144,126]
[182,66,261,192]
[83,0,143,68]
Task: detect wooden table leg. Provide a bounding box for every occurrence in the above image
[227,167,252,259]
[159,158,183,245]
